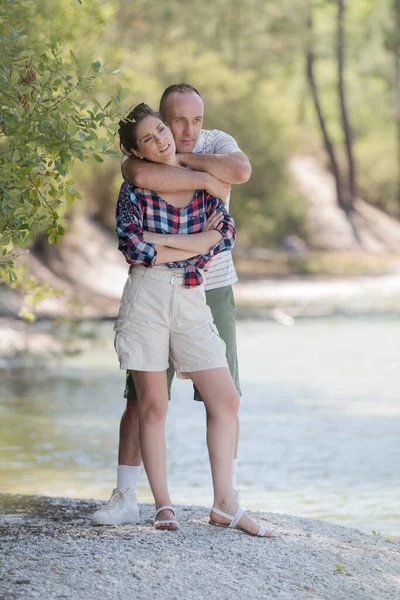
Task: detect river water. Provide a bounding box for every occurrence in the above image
[1,317,399,537]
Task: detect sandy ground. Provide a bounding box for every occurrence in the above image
[0,494,399,600]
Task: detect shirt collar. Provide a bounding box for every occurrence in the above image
[192,129,206,154]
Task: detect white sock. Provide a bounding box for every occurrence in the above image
[232,458,238,489]
[117,465,141,491]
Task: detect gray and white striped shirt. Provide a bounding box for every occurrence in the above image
[193,129,240,291]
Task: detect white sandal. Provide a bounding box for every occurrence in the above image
[209,506,273,538]
[154,505,179,531]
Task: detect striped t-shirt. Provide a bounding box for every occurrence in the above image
[193,129,239,291]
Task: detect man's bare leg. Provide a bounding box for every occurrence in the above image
[118,400,142,466]
[91,399,142,525]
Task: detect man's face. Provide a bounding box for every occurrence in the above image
[162,91,204,154]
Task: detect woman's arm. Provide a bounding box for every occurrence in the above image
[116,183,157,267]
[143,210,225,255]
[203,195,236,258]
[154,246,199,264]
[150,196,235,258]
[144,230,222,255]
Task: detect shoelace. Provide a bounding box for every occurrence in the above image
[104,489,126,511]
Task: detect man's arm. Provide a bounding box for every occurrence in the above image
[122,158,231,201]
[177,151,251,185]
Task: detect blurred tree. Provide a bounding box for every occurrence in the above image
[3,0,400,276]
[0,0,123,285]
[305,0,356,216]
[385,0,400,204]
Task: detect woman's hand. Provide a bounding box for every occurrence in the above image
[203,210,224,232]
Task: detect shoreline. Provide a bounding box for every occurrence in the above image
[1,494,399,600]
[1,272,400,359]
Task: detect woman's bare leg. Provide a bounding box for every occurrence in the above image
[188,368,238,506]
[129,370,176,526]
[206,411,239,459]
[189,367,272,537]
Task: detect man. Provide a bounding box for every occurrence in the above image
[92,83,251,525]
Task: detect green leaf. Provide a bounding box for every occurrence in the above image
[54,162,67,176]
[92,154,103,163]
[91,60,101,73]
[118,87,129,103]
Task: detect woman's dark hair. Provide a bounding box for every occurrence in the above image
[118,103,161,156]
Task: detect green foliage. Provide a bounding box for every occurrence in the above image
[7,265,64,322]
[2,0,400,293]
[0,0,121,284]
[334,563,345,574]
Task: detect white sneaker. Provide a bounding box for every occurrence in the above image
[91,488,141,526]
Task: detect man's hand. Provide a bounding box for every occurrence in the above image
[176,154,231,202]
[205,176,231,204]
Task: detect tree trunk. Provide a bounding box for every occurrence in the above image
[394,0,400,206]
[337,0,355,212]
[305,9,344,209]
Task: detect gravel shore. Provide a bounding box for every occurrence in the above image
[1,494,399,600]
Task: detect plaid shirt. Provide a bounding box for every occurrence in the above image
[116,181,236,288]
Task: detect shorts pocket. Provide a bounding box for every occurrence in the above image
[118,274,144,316]
[189,284,206,304]
[209,321,226,352]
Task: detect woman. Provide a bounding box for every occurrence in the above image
[115,103,272,537]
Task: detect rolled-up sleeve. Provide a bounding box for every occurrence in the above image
[116,183,157,267]
[204,194,236,257]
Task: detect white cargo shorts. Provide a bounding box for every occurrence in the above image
[114,265,228,378]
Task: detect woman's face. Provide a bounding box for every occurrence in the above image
[132,116,176,164]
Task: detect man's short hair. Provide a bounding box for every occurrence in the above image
[159,83,202,117]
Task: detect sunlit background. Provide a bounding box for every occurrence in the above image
[1,0,400,539]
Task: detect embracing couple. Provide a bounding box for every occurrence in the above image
[92,84,273,538]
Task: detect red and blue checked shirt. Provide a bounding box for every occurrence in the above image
[116,181,236,288]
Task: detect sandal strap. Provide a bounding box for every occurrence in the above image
[155,505,176,519]
[257,525,265,537]
[230,506,245,529]
[211,506,234,521]
[211,505,245,529]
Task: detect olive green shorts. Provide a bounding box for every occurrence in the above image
[124,284,241,402]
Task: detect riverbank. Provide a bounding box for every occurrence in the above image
[0,494,399,600]
[2,269,400,360]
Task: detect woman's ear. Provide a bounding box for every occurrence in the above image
[131,148,143,160]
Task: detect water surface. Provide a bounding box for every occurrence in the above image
[1,317,399,536]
